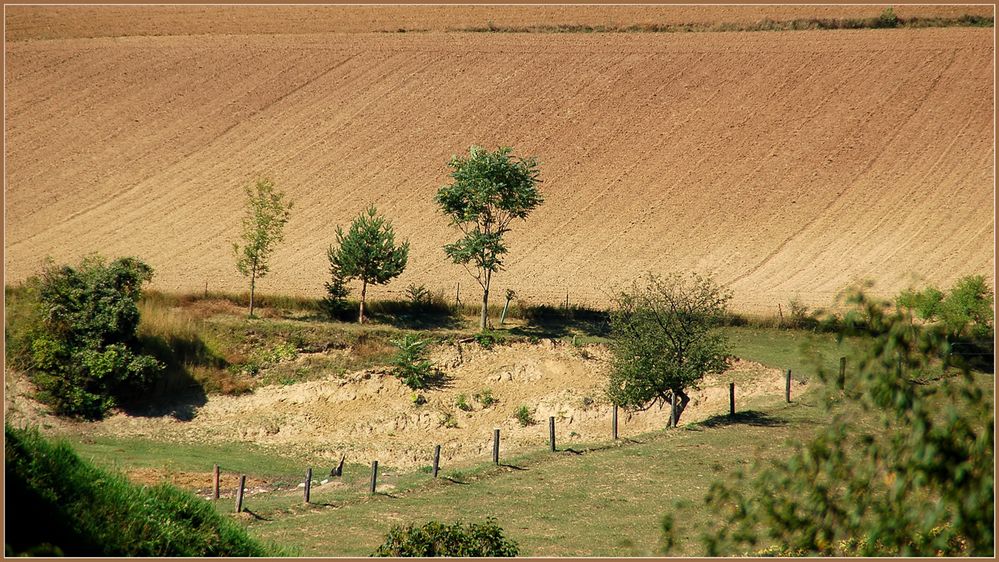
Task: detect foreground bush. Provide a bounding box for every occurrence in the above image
[16,256,164,419]
[373,518,518,557]
[671,290,994,556]
[4,425,279,556]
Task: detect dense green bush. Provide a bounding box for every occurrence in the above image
[4,425,280,556]
[896,275,994,339]
[372,518,518,556]
[16,256,164,419]
[390,334,439,390]
[675,290,994,556]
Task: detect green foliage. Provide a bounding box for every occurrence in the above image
[372,517,519,556]
[473,332,497,349]
[514,405,535,427]
[682,290,993,556]
[876,6,900,28]
[435,145,543,330]
[411,393,427,407]
[406,283,431,306]
[232,178,292,317]
[896,276,993,340]
[474,388,497,408]
[328,205,410,323]
[320,257,351,320]
[20,256,163,419]
[607,273,731,425]
[4,425,279,556]
[390,334,438,390]
[455,394,472,412]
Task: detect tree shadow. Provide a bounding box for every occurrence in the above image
[507,305,611,340]
[499,463,527,471]
[442,476,469,485]
[241,509,272,521]
[694,410,787,428]
[119,332,216,420]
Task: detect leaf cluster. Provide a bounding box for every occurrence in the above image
[372,517,519,557]
[435,146,542,286]
[607,273,731,410]
[896,275,993,339]
[233,178,292,279]
[328,205,409,286]
[686,289,993,556]
[21,256,163,419]
[390,334,438,390]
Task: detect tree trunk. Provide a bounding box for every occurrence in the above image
[671,389,691,426]
[359,280,368,324]
[249,271,256,318]
[480,272,491,332]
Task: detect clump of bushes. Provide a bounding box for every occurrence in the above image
[5,425,282,556]
[373,517,518,556]
[390,334,440,390]
[455,394,472,412]
[514,405,535,427]
[9,256,164,419]
[474,388,497,408]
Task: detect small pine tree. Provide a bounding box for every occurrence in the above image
[320,255,351,320]
[328,206,409,323]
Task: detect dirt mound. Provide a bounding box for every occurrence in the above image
[4,25,993,313]
[53,341,800,469]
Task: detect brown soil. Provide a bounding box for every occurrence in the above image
[6,5,992,40]
[5,341,802,470]
[4,11,993,314]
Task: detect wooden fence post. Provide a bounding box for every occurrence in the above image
[455,282,460,309]
[432,445,441,478]
[838,356,846,389]
[212,464,220,500]
[493,429,500,464]
[785,369,792,403]
[304,468,312,504]
[549,416,556,452]
[370,461,378,494]
[670,392,678,428]
[234,475,246,513]
[612,405,619,440]
[729,382,735,416]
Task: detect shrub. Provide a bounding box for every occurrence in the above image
[514,405,535,427]
[4,425,281,556]
[473,332,497,349]
[373,517,518,556]
[406,283,431,306]
[21,256,164,419]
[390,334,438,390]
[474,388,497,408]
[320,260,351,320]
[455,394,472,412]
[876,6,900,28]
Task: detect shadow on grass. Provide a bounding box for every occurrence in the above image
[442,476,469,485]
[499,463,527,471]
[506,305,611,340]
[693,410,788,428]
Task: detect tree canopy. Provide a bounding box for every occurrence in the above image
[607,272,731,426]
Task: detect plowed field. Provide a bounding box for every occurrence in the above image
[4,19,994,312]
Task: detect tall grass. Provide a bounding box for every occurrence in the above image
[5,424,288,556]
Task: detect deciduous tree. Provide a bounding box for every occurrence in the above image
[435,146,543,331]
[233,178,292,317]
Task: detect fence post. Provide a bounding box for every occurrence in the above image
[612,405,619,440]
[670,392,678,428]
[432,445,441,478]
[213,463,220,500]
[729,382,735,416]
[455,282,460,309]
[785,369,792,403]
[838,356,846,389]
[304,468,312,503]
[493,429,500,464]
[234,475,246,513]
[549,416,556,452]
[369,461,378,494]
